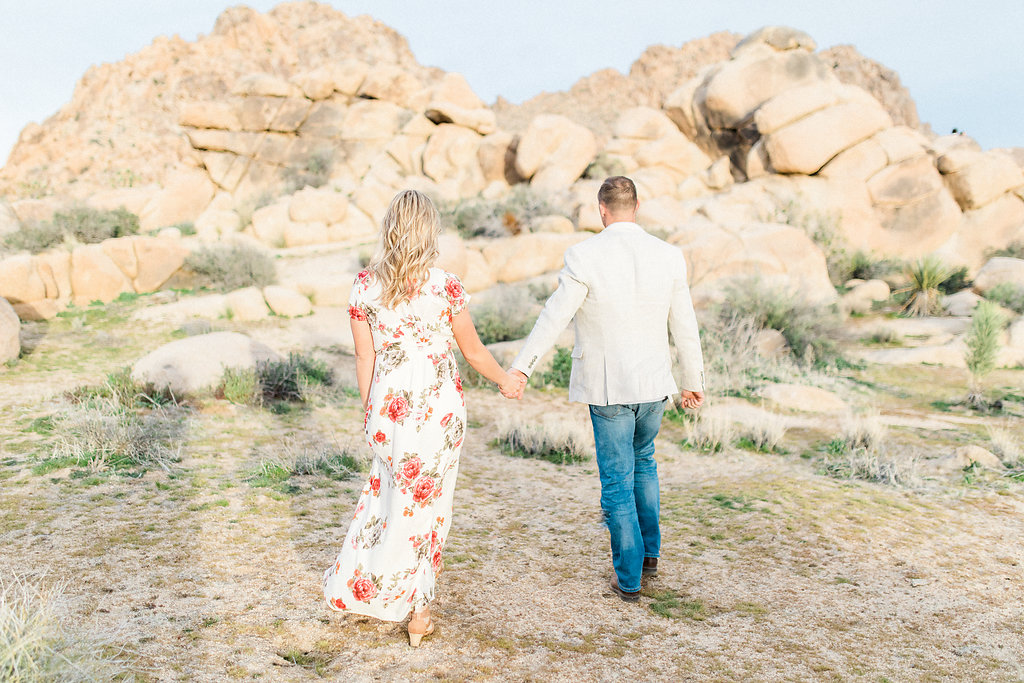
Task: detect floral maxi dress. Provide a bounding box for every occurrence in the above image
[323,267,469,621]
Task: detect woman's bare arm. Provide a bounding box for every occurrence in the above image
[351,318,375,410]
[452,310,523,398]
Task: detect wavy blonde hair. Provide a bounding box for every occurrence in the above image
[368,190,441,308]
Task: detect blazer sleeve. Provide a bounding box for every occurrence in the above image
[510,249,589,377]
[668,250,705,392]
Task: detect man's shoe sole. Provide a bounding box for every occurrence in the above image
[609,579,640,602]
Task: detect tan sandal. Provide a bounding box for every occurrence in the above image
[407,612,435,647]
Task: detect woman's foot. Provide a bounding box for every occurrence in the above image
[407,608,434,647]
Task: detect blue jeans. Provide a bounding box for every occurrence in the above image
[589,400,666,593]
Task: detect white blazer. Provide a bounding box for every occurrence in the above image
[511,221,704,406]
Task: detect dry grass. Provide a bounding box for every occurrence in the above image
[682,410,736,453]
[840,411,888,452]
[495,415,592,464]
[988,424,1023,466]
[0,574,130,681]
[738,411,788,452]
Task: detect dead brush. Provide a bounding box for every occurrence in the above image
[495,415,591,464]
[840,412,887,452]
[0,573,132,681]
[821,447,923,489]
[738,411,788,453]
[682,410,736,453]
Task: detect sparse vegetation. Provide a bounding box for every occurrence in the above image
[184,243,277,292]
[681,410,736,453]
[583,153,627,180]
[719,278,843,367]
[819,447,921,488]
[983,282,1024,314]
[440,185,566,238]
[937,265,972,295]
[256,352,334,403]
[964,300,1007,406]
[840,412,888,453]
[645,589,707,620]
[988,424,1022,466]
[249,436,367,491]
[283,149,334,193]
[537,346,572,388]
[495,416,590,464]
[2,220,64,252]
[220,367,260,404]
[471,286,539,345]
[898,256,953,317]
[830,249,904,287]
[986,241,1024,259]
[0,575,130,681]
[737,411,788,453]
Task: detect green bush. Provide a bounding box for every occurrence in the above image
[440,185,566,238]
[938,266,972,295]
[55,206,139,243]
[257,352,333,402]
[537,346,572,388]
[472,286,539,345]
[2,221,64,252]
[829,250,904,286]
[721,278,843,366]
[986,241,1024,259]
[185,244,277,292]
[965,300,1007,404]
[583,153,627,180]
[220,367,259,404]
[984,282,1024,315]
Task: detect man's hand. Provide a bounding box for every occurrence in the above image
[499,369,528,399]
[673,390,704,411]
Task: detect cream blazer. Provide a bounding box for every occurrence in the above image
[511,222,704,406]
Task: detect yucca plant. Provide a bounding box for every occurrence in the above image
[964,300,1007,407]
[899,256,952,317]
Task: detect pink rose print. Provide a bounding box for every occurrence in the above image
[356,269,370,283]
[412,477,435,503]
[332,596,347,610]
[373,430,387,444]
[348,305,366,321]
[440,412,453,428]
[455,374,463,393]
[385,396,411,423]
[432,549,443,572]
[445,276,464,303]
[400,457,422,482]
[369,476,381,495]
[351,577,377,602]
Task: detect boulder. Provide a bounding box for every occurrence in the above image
[195,208,242,240]
[840,279,890,314]
[764,100,892,174]
[250,202,291,246]
[357,64,424,109]
[973,257,1024,293]
[422,124,486,198]
[0,254,47,304]
[700,49,835,129]
[436,233,469,279]
[11,300,62,322]
[425,74,495,135]
[702,156,733,190]
[731,26,816,56]
[753,329,788,358]
[262,286,312,317]
[514,115,596,192]
[299,99,349,139]
[102,237,138,279]
[340,100,405,141]
[866,155,962,247]
[0,297,19,363]
[818,138,888,181]
[70,246,133,304]
[483,233,587,284]
[0,201,20,237]
[633,133,712,176]
[226,286,270,321]
[754,83,840,135]
[613,107,679,141]
[289,187,349,224]
[283,222,329,248]
[947,445,1003,470]
[462,249,496,293]
[943,290,983,317]
[942,152,1024,210]
[873,126,930,165]
[179,101,241,130]
[131,331,281,395]
[133,236,188,292]
[232,73,302,98]
[755,383,847,413]
[947,195,1024,268]
[531,215,575,234]
[139,167,216,232]
[36,251,72,300]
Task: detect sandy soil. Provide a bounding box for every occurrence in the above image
[2,302,1023,682]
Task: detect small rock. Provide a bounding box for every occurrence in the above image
[226,287,270,321]
[262,286,312,318]
[949,445,1002,469]
[909,578,929,587]
[943,290,983,317]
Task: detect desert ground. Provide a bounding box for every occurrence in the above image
[1,291,1023,682]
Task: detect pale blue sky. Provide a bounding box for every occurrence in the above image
[1,1,1022,167]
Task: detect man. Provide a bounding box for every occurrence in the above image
[509,176,705,602]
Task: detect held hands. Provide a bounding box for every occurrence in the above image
[673,390,705,411]
[499,369,528,399]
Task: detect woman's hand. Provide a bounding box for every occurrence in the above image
[498,371,526,399]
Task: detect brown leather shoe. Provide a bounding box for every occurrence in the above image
[609,576,640,602]
[642,557,658,577]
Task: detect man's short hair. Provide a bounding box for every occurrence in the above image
[598,176,638,213]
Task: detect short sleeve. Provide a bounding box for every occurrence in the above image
[348,271,368,321]
[443,273,470,317]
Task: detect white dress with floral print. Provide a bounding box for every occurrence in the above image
[323,267,469,622]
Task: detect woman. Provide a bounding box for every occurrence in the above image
[323,189,522,647]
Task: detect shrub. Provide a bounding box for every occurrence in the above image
[283,149,334,193]
[986,241,1024,259]
[720,278,843,366]
[938,266,972,295]
[0,575,130,681]
[249,436,367,489]
[737,411,788,453]
[472,286,539,344]
[257,352,333,403]
[820,448,921,488]
[2,221,64,252]
[964,300,1007,404]
[185,244,277,292]
[830,250,904,286]
[495,416,591,464]
[681,411,735,453]
[41,398,185,474]
[67,367,178,411]
[983,282,1024,315]
[583,153,627,180]
[220,367,259,405]
[537,347,572,388]
[899,256,953,316]
[988,424,1022,466]
[440,185,566,238]
[55,206,139,244]
[839,412,888,452]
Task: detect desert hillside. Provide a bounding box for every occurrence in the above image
[0,3,1023,681]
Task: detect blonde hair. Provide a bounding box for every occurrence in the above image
[368,190,441,308]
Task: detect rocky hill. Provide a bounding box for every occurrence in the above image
[0,3,1022,325]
